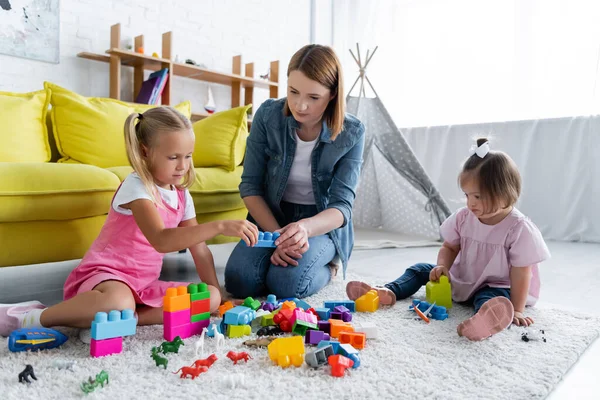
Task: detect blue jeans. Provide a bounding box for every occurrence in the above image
[384,263,511,313]
[224,202,336,299]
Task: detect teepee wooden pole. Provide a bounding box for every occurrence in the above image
[349,48,359,66]
[364,46,378,69]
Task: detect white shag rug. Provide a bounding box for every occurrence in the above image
[1,275,599,400]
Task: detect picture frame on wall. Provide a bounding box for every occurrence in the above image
[0,0,60,64]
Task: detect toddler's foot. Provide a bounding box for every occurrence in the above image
[346,281,396,306]
[0,301,47,336]
[457,297,514,341]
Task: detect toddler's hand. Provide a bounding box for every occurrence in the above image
[513,311,534,327]
[221,220,259,246]
[429,265,450,282]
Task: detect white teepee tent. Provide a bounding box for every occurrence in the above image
[346,44,451,243]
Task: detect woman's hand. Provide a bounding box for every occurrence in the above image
[274,220,310,255]
[271,246,303,267]
[429,265,450,282]
[513,310,534,327]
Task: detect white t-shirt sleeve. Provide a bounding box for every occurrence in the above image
[182,189,196,221]
[112,174,154,215]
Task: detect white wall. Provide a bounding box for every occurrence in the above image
[0,0,311,114]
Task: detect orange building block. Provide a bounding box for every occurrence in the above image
[191,298,211,316]
[218,301,234,317]
[338,331,367,349]
[281,301,297,311]
[355,289,379,312]
[329,319,354,338]
[163,286,190,312]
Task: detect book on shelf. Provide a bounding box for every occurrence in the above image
[135,68,169,105]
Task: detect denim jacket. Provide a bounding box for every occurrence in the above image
[239,98,365,275]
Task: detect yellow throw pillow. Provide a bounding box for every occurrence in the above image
[192,104,251,171]
[45,82,191,168]
[0,89,51,162]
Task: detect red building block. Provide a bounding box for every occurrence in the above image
[90,336,123,357]
[328,354,354,377]
[191,299,210,316]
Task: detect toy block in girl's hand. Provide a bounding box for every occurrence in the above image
[244,231,281,248]
[426,275,453,309]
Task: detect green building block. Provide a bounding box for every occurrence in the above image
[188,283,210,301]
[425,275,452,309]
[191,312,211,322]
[242,297,261,311]
[292,319,318,336]
[260,313,275,326]
[227,324,251,338]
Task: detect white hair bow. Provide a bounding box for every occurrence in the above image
[469,142,490,158]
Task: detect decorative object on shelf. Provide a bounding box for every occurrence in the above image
[152,52,159,58]
[0,0,60,64]
[259,69,270,80]
[204,87,216,114]
[136,46,144,54]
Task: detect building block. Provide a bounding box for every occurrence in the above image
[272,308,294,332]
[317,340,341,354]
[290,309,318,327]
[163,286,191,312]
[305,344,334,368]
[206,319,223,337]
[218,301,234,317]
[191,299,210,316]
[426,275,453,309]
[268,336,305,368]
[91,309,136,340]
[338,331,366,349]
[329,354,354,377]
[90,337,123,358]
[305,330,330,345]
[190,319,210,336]
[290,298,311,311]
[354,323,378,339]
[281,301,297,311]
[163,308,191,327]
[329,319,354,338]
[315,307,330,320]
[292,319,318,336]
[244,231,281,248]
[338,343,360,368]
[330,311,343,320]
[317,320,331,334]
[188,283,210,301]
[266,294,277,306]
[242,297,261,311]
[324,300,356,312]
[411,299,449,320]
[355,290,379,312]
[251,310,272,332]
[259,302,275,312]
[191,312,211,323]
[333,306,353,322]
[164,322,191,342]
[224,306,256,325]
[227,324,251,338]
[261,313,275,327]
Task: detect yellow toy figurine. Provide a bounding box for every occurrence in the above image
[426,275,452,309]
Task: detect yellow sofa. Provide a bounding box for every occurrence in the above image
[0,83,249,268]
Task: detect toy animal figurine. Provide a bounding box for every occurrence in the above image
[152,353,168,369]
[226,351,252,364]
[194,328,207,357]
[190,354,218,369]
[522,329,546,343]
[53,359,77,371]
[18,364,37,384]
[80,370,109,394]
[256,325,284,337]
[172,365,208,379]
[243,337,276,348]
[213,324,225,350]
[159,336,185,354]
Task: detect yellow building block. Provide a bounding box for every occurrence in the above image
[426,275,452,309]
[226,324,251,338]
[355,289,379,312]
[268,336,305,368]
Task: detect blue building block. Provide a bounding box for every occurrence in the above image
[317,339,340,354]
[324,300,356,312]
[266,294,277,306]
[91,309,136,340]
[410,299,448,321]
[224,306,256,325]
[206,318,223,337]
[243,231,281,248]
[338,343,360,368]
[315,307,330,320]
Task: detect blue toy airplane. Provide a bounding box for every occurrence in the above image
[8,328,68,352]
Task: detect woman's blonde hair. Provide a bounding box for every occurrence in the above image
[459,138,522,214]
[283,44,345,140]
[124,106,195,205]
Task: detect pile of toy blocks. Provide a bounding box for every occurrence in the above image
[163,283,211,341]
[90,309,137,357]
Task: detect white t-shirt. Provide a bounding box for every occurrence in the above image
[282,130,318,205]
[112,173,196,221]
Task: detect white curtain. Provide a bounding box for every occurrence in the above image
[333,0,600,128]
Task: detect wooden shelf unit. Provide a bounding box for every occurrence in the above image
[77,23,279,121]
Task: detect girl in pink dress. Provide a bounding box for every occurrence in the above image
[346,138,550,341]
[0,107,258,337]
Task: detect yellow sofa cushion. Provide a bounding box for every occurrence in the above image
[45,82,192,168]
[0,89,51,162]
[0,163,120,223]
[192,104,251,171]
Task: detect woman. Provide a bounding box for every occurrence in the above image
[225,44,365,299]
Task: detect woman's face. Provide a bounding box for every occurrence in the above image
[287,70,334,127]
